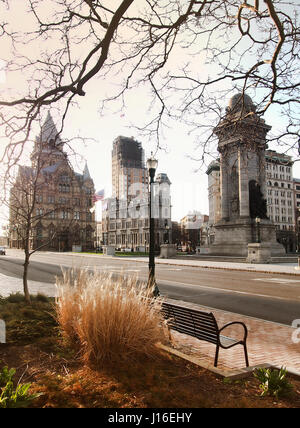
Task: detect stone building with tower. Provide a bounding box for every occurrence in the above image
[9,113,96,251]
[207,93,285,257]
[101,136,172,251]
[111,136,148,201]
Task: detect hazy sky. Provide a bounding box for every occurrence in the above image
[1,1,299,228]
[49,88,300,224]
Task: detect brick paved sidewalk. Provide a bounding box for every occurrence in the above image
[165,299,300,377]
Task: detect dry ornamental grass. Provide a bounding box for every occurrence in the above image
[55,269,168,365]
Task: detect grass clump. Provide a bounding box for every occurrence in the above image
[0,293,57,345]
[55,269,168,365]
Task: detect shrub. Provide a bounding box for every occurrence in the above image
[253,366,294,398]
[0,292,50,304]
[55,269,168,365]
[0,366,41,408]
[6,292,26,304]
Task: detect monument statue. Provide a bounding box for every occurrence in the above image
[248,180,268,219]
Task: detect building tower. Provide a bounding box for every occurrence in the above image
[209,92,285,256]
[102,136,172,251]
[111,136,147,200]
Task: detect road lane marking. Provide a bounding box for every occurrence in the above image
[158,278,298,301]
[253,278,300,285]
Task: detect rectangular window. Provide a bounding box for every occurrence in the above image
[74,211,80,220]
[61,210,68,219]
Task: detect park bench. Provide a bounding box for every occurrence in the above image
[161,301,249,368]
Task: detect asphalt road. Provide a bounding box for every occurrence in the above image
[1,250,300,326]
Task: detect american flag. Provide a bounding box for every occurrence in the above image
[92,189,105,203]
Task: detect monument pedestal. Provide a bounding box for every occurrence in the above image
[246,243,271,264]
[160,244,177,259]
[209,218,285,257]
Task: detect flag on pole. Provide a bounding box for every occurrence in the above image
[93,189,105,203]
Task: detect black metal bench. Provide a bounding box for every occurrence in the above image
[161,301,249,368]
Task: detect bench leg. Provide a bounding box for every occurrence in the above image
[244,344,249,367]
[214,345,220,367]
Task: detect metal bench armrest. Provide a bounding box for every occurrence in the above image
[218,321,248,342]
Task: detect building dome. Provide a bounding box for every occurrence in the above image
[227,92,256,113]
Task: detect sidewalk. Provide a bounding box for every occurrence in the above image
[60,250,300,275]
[119,254,300,276]
[1,253,299,377]
[138,255,300,376]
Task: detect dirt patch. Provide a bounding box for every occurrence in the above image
[1,342,300,408]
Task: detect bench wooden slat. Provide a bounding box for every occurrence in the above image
[162,303,214,320]
[168,317,218,337]
[162,303,218,339]
[171,326,218,345]
[163,310,216,327]
[167,320,218,344]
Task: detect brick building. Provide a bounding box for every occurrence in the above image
[9,113,96,251]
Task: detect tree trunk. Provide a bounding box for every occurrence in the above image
[23,250,31,305]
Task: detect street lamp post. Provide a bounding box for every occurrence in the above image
[255,217,261,243]
[147,155,159,297]
[164,220,170,244]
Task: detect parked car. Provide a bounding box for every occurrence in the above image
[0,246,6,255]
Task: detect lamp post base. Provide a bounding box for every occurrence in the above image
[147,274,160,297]
[152,282,160,297]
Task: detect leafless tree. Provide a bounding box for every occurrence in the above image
[3,151,56,303]
[1,138,87,304]
[0,0,299,168]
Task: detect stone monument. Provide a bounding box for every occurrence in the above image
[208,92,285,258]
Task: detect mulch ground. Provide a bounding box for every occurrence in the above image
[1,296,300,409]
[1,341,300,408]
